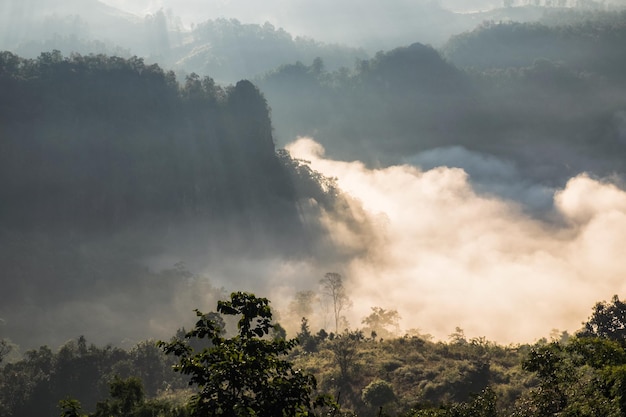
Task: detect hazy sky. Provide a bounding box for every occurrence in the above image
[284,137,626,343]
[96,0,503,41]
[98,0,626,24]
[91,0,626,50]
[99,0,502,20]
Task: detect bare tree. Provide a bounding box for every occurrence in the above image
[320,272,352,334]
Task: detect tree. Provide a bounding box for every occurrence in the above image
[407,387,497,417]
[448,327,467,345]
[159,292,330,417]
[361,307,401,340]
[577,295,626,344]
[297,318,319,353]
[58,398,86,417]
[288,290,317,322]
[320,273,352,334]
[514,338,626,416]
[81,376,181,417]
[361,380,395,409]
[329,330,363,382]
[93,376,144,417]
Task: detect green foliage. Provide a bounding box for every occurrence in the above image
[159,292,329,417]
[515,336,626,416]
[361,380,396,408]
[59,398,86,417]
[94,376,145,417]
[578,295,626,344]
[91,376,187,417]
[12,298,626,417]
[0,336,185,417]
[567,337,626,368]
[403,388,497,417]
[125,340,177,397]
[297,318,320,353]
[328,330,363,383]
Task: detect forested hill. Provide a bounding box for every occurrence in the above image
[0,51,351,349]
[259,26,626,184]
[0,51,299,234]
[443,10,626,80]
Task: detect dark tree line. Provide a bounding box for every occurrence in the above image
[0,50,300,234]
[0,336,183,417]
[260,11,626,185]
[0,50,349,351]
[443,11,626,80]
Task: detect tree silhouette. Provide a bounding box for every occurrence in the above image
[578,295,626,344]
[159,292,330,417]
[362,307,401,340]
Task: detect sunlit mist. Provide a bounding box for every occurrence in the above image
[286,137,626,344]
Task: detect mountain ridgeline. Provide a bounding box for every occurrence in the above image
[260,11,626,184]
[0,51,300,234]
[0,51,351,349]
[443,9,626,77]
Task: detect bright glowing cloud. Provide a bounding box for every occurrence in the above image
[286,137,626,344]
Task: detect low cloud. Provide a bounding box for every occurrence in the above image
[286,137,626,344]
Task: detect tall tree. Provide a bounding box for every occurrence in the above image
[578,294,626,344]
[159,292,330,417]
[320,273,352,334]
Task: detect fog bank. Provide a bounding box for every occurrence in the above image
[286,137,626,343]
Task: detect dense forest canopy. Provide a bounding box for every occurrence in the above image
[0,50,296,231]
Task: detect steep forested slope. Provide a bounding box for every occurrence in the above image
[0,50,297,231]
[0,51,345,349]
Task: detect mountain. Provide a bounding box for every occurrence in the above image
[167,18,368,84]
[443,9,626,81]
[0,51,345,348]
